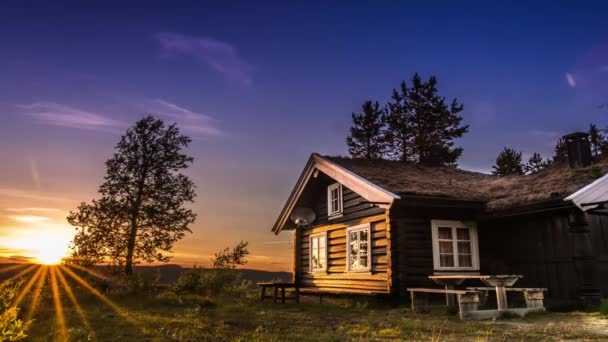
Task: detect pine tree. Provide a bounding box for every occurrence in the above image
[385,73,468,165]
[346,100,387,159]
[524,152,549,174]
[589,124,608,158]
[492,147,524,176]
[552,138,568,163]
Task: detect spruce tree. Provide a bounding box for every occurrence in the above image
[524,152,550,174]
[552,138,568,163]
[346,100,387,159]
[385,73,468,165]
[589,124,608,158]
[492,147,524,176]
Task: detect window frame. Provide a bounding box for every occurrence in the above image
[430,220,479,271]
[346,223,372,273]
[309,231,328,273]
[327,183,343,219]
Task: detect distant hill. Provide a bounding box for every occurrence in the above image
[0,263,292,286]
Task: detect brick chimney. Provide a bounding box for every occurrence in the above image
[563,132,592,168]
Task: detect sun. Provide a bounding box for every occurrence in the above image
[36,248,66,265]
[1,223,73,265]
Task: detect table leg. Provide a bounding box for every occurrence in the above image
[445,285,457,308]
[496,286,508,310]
[273,286,278,303]
[260,286,266,302]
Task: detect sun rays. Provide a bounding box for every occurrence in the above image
[0,263,141,341]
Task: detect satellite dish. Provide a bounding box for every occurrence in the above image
[290,207,316,226]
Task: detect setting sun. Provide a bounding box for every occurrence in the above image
[1,223,72,265]
[35,247,67,265]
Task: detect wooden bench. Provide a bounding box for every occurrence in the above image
[298,287,374,304]
[466,287,547,309]
[257,282,299,304]
[407,288,480,320]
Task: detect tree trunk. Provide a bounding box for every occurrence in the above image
[124,216,138,276]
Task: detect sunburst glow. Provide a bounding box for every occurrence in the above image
[0,264,140,340]
[2,223,73,265]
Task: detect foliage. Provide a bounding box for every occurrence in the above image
[492,147,524,176]
[346,100,387,159]
[524,152,551,174]
[589,124,608,158]
[552,137,568,163]
[212,241,249,269]
[118,269,161,295]
[385,73,468,165]
[68,115,197,275]
[0,280,27,341]
[173,241,251,297]
[600,298,608,316]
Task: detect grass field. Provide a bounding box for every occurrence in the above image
[2,265,607,341]
[20,286,608,341]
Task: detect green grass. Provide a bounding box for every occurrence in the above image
[19,288,608,342]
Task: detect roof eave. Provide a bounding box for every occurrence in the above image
[271,154,400,235]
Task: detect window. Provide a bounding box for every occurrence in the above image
[431,220,479,271]
[327,183,343,218]
[346,223,371,272]
[309,232,327,272]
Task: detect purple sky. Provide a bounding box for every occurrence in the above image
[0,1,607,270]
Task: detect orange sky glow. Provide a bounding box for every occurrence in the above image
[0,153,294,271]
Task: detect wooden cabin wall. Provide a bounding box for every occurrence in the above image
[479,212,579,305]
[388,203,483,298]
[295,172,389,293]
[586,214,608,298]
[300,214,389,293]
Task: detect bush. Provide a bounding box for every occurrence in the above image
[118,269,161,295]
[0,307,27,341]
[172,241,253,299]
[0,280,28,341]
[600,298,608,316]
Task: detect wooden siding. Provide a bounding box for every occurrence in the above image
[388,202,484,296]
[299,214,389,293]
[479,211,608,305]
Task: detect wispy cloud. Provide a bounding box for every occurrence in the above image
[9,215,49,224]
[565,72,576,87]
[17,101,123,132]
[0,188,73,203]
[4,207,60,213]
[156,32,252,85]
[28,158,41,190]
[136,98,224,137]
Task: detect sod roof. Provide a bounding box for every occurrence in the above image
[324,156,608,211]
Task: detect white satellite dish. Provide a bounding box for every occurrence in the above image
[290,207,316,226]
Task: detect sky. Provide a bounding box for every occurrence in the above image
[0,1,607,271]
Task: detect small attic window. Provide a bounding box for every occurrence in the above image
[327,183,343,218]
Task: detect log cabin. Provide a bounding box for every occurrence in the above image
[271,132,608,307]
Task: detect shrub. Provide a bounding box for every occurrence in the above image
[118,269,161,295]
[600,298,608,316]
[0,280,27,341]
[172,241,253,299]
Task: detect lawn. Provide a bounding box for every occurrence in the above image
[20,285,608,341]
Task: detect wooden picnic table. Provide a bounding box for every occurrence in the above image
[257,282,300,304]
[429,274,522,310]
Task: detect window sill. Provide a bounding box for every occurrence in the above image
[306,271,328,275]
[328,213,343,220]
[345,270,372,275]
